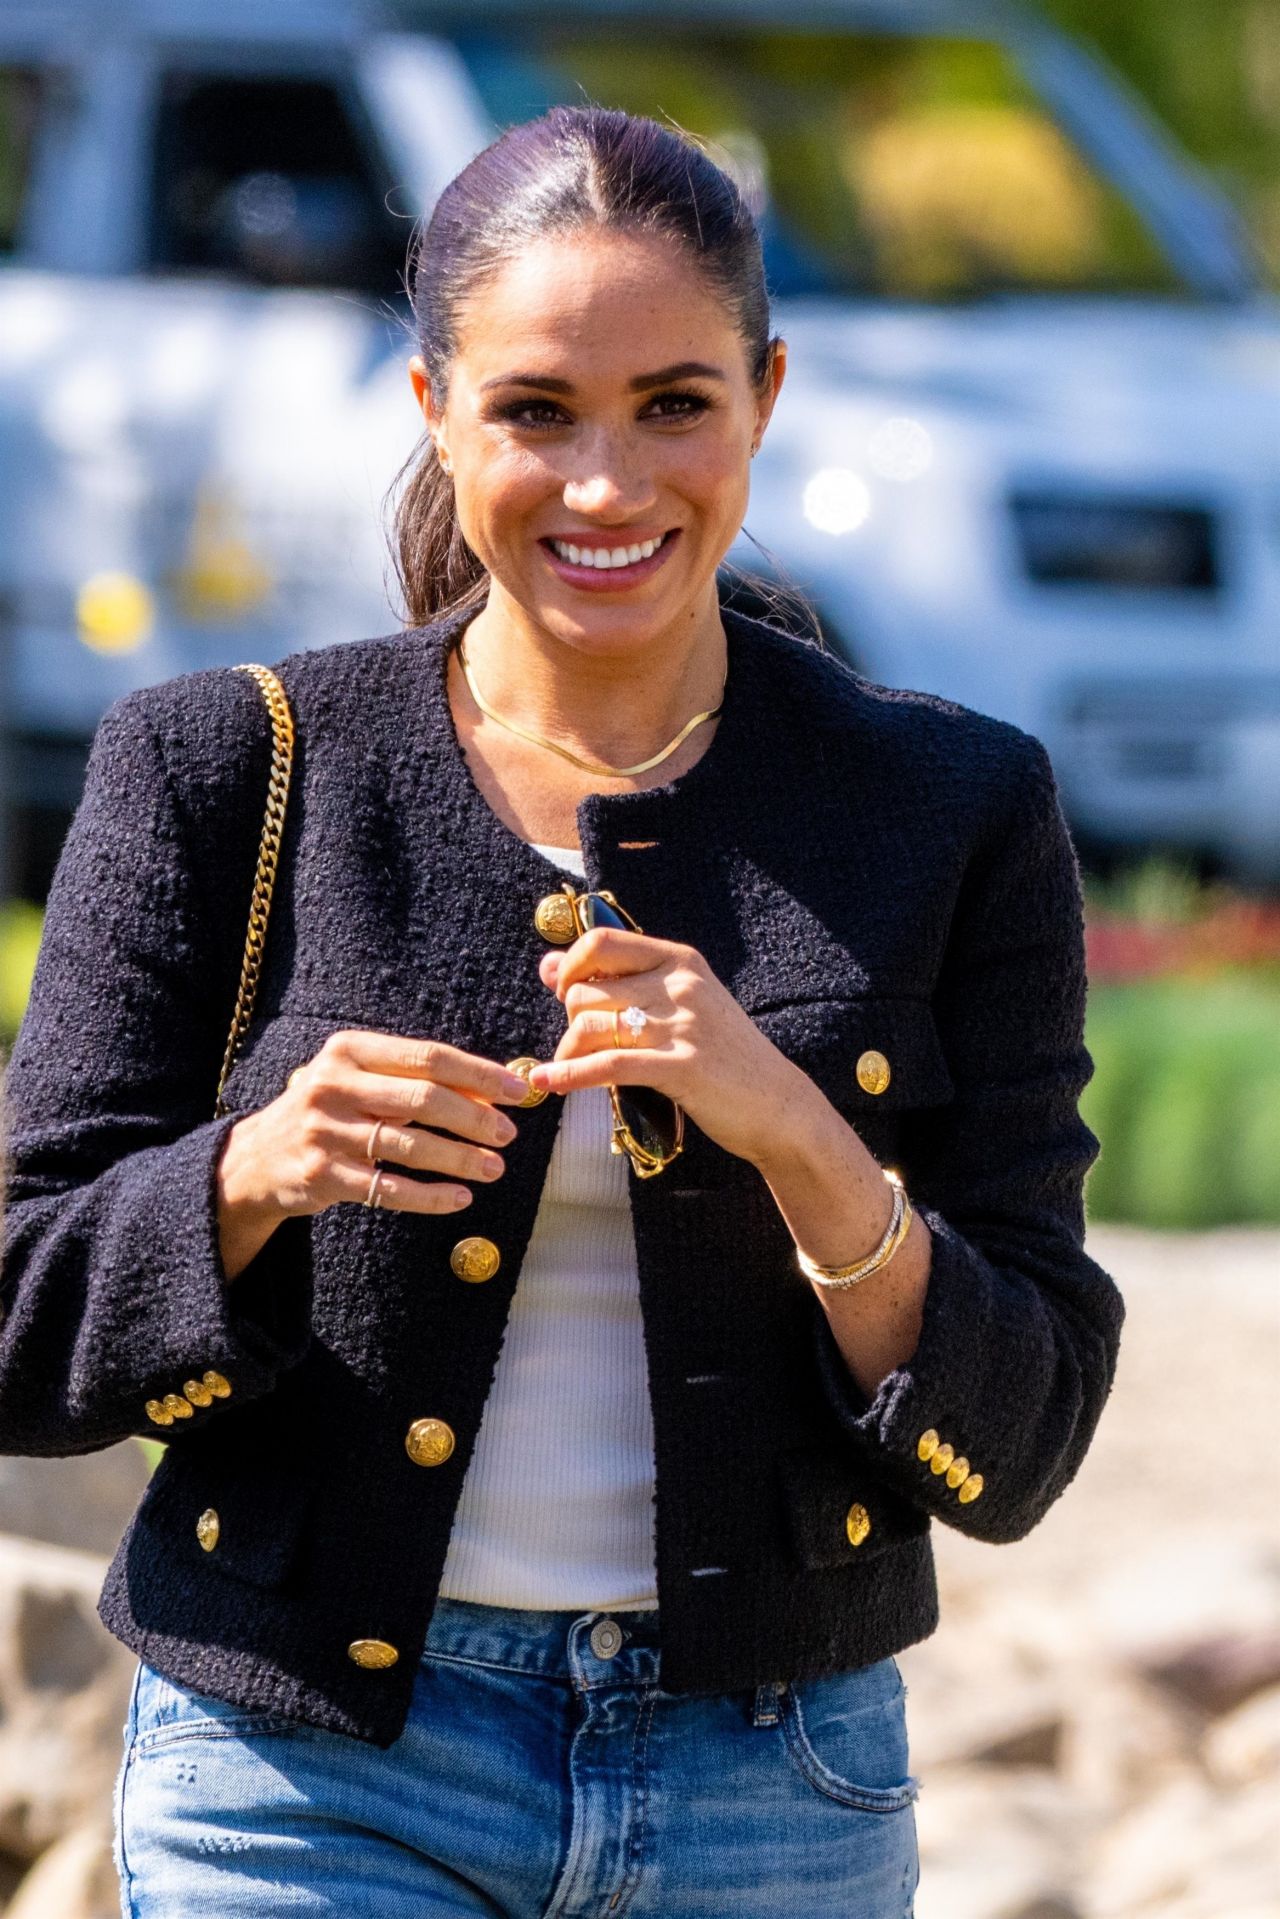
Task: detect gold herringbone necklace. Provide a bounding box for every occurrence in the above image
[456,634,725,778]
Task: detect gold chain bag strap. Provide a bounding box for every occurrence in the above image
[213,664,295,1119]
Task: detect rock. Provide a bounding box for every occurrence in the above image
[912,1769,1087,1919]
[1056,1668,1198,1811]
[1204,1683,1280,1787]
[1081,1536,1280,1671]
[1081,1772,1279,1917]
[1142,1628,1280,1718]
[0,1535,133,1863]
[4,1820,117,1919]
[898,1636,1068,1773]
[0,1445,151,1557]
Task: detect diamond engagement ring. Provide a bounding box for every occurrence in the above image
[614,1004,648,1047]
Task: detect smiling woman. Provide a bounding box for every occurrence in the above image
[0,100,1123,1919]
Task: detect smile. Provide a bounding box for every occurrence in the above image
[540,529,679,588]
[548,531,669,568]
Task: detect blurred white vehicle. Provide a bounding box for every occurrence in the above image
[1,0,1277,893]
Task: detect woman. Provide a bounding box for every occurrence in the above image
[0,107,1124,1917]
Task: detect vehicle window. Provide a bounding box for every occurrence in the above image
[147,74,408,293]
[0,66,46,256]
[450,26,1183,301]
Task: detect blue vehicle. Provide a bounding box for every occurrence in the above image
[1,0,1276,894]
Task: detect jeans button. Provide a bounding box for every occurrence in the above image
[590,1617,623,1659]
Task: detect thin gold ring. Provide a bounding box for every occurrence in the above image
[366,1119,386,1162]
[365,1166,385,1209]
[611,1010,623,1049]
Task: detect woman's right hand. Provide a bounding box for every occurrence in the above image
[215,1031,533,1283]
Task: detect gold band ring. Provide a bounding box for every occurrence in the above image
[366,1119,386,1162]
[365,1166,385,1209]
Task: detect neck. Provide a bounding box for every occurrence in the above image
[455,582,728,773]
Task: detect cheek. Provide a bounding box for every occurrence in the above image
[665,428,750,521]
[455,444,551,550]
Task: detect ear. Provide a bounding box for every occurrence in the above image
[408,355,450,467]
[751,337,788,454]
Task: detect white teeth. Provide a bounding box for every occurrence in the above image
[550,533,666,568]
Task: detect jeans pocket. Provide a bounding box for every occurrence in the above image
[130,1661,299,1753]
[780,1656,920,1812]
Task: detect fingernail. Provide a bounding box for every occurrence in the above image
[504,1073,530,1096]
[452,1189,472,1206]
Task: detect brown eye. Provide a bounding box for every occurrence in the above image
[645,391,712,420]
[494,400,570,428]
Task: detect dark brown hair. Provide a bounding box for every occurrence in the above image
[386,104,787,630]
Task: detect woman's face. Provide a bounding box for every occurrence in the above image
[408,228,786,656]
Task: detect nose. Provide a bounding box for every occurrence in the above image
[562,431,658,522]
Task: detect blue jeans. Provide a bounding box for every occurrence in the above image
[113,1597,920,1917]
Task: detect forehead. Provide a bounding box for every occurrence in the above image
[452,228,744,379]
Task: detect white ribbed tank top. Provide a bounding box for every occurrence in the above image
[436,841,660,1611]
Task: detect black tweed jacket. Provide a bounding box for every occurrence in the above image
[0,606,1124,1748]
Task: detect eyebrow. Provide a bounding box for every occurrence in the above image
[480,361,728,394]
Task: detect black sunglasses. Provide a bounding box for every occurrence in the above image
[560,882,685,1179]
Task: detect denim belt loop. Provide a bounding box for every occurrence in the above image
[751,1680,785,1727]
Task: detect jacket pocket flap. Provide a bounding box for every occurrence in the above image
[135,1447,311,1591]
[744,994,954,1115]
[778,1446,929,1571]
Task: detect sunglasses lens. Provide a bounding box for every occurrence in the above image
[578,894,628,933]
[616,1083,682,1163]
[574,891,681,1169]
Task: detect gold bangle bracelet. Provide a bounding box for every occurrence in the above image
[796,1170,913,1291]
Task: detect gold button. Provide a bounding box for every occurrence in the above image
[347,1639,400,1669]
[183,1378,214,1408]
[162,1393,194,1420]
[534,892,577,944]
[450,1236,501,1284]
[844,1502,872,1548]
[856,1050,891,1095]
[917,1428,939,1462]
[405,1417,456,1467]
[946,1455,970,1489]
[144,1398,174,1427]
[203,1371,232,1399]
[930,1442,955,1476]
[957,1473,984,1504]
[196,1508,220,1552]
[504,1058,548,1109]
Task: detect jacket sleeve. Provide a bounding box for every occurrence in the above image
[810,730,1125,1543]
[0,684,314,1458]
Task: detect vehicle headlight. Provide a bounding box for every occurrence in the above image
[802,468,872,536]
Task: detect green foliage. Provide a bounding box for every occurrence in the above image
[0,899,42,1045]
[134,1437,167,1476]
[1034,0,1280,282]
[1083,973,1280,1226]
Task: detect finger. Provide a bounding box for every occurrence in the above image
[341,1069,520,1148]
[562,974,664,1019]
[553,1009,666,1063]
[341,1118,508,1187]
[527,1048,666,1097]
[554,928,676,997]
[329,1156,477,1215]
[324,1031,530,1104]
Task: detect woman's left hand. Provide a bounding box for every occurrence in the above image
[527,925,821,1171]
